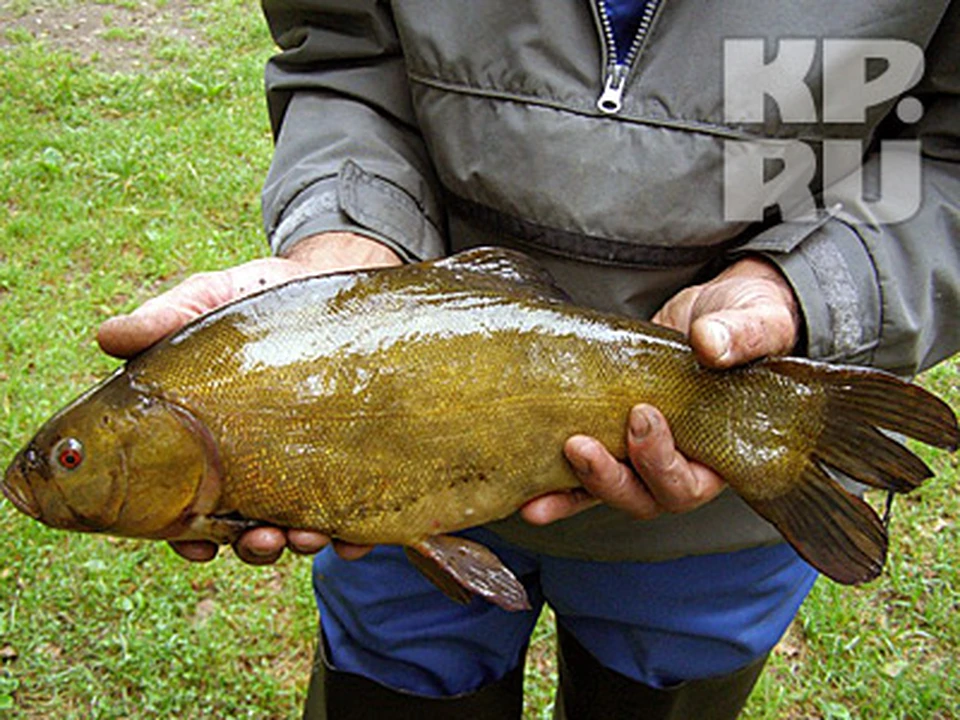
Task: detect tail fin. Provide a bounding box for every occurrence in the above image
[750,360,958,585]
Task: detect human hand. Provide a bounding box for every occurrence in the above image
[97,232,402,564]
[98,232,402,358]
[521,256,801,525]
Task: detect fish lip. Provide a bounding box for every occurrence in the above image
[2,465,41,520]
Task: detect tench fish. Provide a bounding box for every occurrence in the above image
[3,248,958,611]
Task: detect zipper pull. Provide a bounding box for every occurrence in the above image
[597,65,626,114]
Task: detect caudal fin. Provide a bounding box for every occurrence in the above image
[750,360,958,585]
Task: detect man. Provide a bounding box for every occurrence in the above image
[98,1,959,717]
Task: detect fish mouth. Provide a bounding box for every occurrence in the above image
[2,462,41,520]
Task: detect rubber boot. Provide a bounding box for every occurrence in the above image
[302,629,525,720]
[553,624,768,720]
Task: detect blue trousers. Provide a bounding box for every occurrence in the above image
[312,527,818,697]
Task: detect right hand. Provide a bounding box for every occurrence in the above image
[97,232,403,565]
[520,256,800,525]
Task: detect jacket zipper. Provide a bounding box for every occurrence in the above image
[595,0,662,114]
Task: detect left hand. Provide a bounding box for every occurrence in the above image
[521,256,801,525]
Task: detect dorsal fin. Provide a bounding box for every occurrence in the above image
[432,247,570,302]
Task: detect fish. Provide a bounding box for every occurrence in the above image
[3,247,958,611]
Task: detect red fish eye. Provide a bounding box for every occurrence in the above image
[55,438,84,471]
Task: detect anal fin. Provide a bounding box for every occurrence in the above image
[404,546,473,606]
[405,535,531,612]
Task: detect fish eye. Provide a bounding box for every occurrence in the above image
[53,438,85,472]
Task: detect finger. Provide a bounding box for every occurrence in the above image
[627,405,725,513]
[520,488,601,525]
[97,259,304,359]
[689,304,797,369]
[169,540,219,563]
[564,435,661,520]
[285,529,371,559]
[98,302,199,358]
[332,541,375,560]
[96,270,233,358]
[233,526,287,566]
[286,529,332,555]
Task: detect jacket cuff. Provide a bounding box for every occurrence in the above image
[267,161,446,263]
[737,215,881,364]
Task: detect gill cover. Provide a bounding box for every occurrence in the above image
[8,369,215,539]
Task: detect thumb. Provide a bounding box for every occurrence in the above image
[97,268,238,358]
[689,306,797,369]
[97,301,202,359]
[97,258,311,359]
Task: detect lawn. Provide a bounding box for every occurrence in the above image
[1,2,958,718]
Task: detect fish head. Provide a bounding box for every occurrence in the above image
[3,369,215,539]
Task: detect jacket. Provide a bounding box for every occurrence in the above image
[258,0,960,562]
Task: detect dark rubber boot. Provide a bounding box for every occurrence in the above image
[553,624,768,720]
[302,630,525,720]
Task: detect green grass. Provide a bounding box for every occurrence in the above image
[1,3,959,718]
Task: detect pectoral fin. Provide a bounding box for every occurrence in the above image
[405,535,531,612]
[154,511,261,544]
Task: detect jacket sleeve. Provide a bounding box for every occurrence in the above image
[260,0,446,261]
[734,5,960,376]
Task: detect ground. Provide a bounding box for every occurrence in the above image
[0,0,202,71]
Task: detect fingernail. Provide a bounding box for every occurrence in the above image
[629,407,651,441]
[247,544,274,558]
[566,438,592,476]
[704,320,731,363]
[245,533,278,557]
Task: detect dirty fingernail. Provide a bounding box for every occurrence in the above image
[704,320,731,362]
[566,438,592,476]
[629,406,652,441]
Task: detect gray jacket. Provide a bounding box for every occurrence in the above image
[259,0,960,562]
